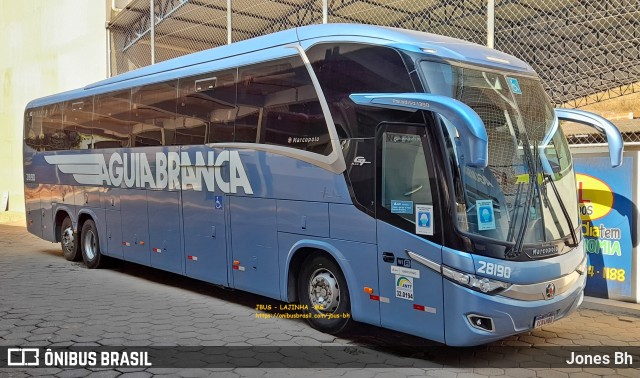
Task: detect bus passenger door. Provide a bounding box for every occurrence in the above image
[375,123,445,344]
[182,146,228,286]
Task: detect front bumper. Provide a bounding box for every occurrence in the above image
[443,271,586,346]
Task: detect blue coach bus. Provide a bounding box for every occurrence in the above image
[23,24,623,346]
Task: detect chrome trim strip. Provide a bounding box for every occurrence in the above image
[499,270,582,301]
[406,250,441,273]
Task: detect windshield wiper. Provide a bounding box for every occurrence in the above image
[541,173,579,247]
[505,139,538,259]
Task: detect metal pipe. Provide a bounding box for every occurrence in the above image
[487,0,495,49]
[322,0,328,24]
[227,0,232,44]
[106,22,112,77]
[150,0,156,64]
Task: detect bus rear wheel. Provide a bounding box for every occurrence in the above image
[297,254,351,334]
[60,216,81,261]
[81,219,103,269]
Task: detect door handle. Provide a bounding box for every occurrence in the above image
[382,252,395,263]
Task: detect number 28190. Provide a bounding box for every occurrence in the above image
[477,261,511,279]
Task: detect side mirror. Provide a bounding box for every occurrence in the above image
[349,93,488,167]
[555,108,624,167]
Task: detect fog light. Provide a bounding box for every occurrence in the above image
[467,314,495,332]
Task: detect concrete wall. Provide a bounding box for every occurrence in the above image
[0,0,107,216]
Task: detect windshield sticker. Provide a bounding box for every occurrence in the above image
[395,275,414,301]
[391,200,414,214]
[476,200,496,231]
[507,77,522,95]
[415,204,434,236]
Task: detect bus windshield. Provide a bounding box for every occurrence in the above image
[421,61,579,252]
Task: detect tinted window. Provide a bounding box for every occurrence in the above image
[376,124,440,242]
[131,81,177,146]
[24,111,36,150]
[176,70,236,144]
[307,43,417,139]
[62,98,93,149]
[93,90,132,148]
[238,57,331,155]
[27,104,64,151]
[381,131,433,221]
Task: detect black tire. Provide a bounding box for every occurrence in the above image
[80,219,102,269]
[297,254,351,334]
[60,216,81,261]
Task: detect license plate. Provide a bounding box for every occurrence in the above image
[534,313,555,328]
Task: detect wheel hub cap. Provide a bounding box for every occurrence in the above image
[62,227,74,251]
[84,230,96,260]
[309,270,340,313]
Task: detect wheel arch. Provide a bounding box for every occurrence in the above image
[283,240,356,305]
[76,208,105,250]
[54,207,74,243]
[77,211,94,234]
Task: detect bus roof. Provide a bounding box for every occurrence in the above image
[27,23,535,109]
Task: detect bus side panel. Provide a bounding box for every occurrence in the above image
[182,188,228,286]
[328,204,376,244]
[40,185,55,242]
[81,186,102,209]
[105,210,123,259]
[376,221,445,344]
[103,187,122,258]
[120,189,150,266]
[230,196,279,299]
[148,190,183,274]
[57,184,76,213]
[25,183,42,238]
[276,200,329,238]
[278,233,381,326]
[235,150,351,203]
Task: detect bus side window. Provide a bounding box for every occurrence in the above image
[62,98,94,150]
[306,43,416,139]
[38,104,63,151]
[238,57,331,155]
[381,131,433,224]
[25,108,45,151]
[131,81,178,147]
[92,90,133,148]
[176,69,237,145]
[236,63,272,143]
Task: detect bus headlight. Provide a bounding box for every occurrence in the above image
[442,266,511,295]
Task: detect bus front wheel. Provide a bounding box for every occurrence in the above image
[81,219,102,269]
[60,216,81,262]
[297,254,351,334]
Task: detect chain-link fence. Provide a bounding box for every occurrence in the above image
[107,0,640,144]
